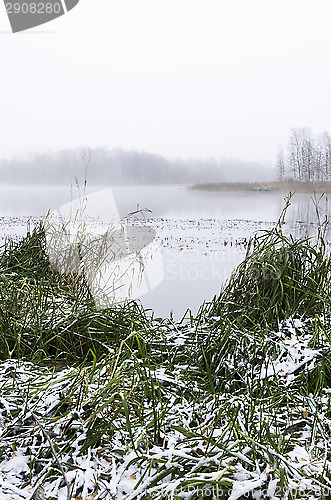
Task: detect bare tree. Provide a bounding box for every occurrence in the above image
[276,146,286,181]
[314,133,325,181]
[288,128,302,180]
[285,127,324,182]
[300,128,314,181]
[319,131,331,181]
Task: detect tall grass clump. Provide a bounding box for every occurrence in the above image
[212,196,331,327]
[0,223,53,280]
[214,229,331,327]
[191,194,331,397]
[0,152,156,362]
[0,225,149,362]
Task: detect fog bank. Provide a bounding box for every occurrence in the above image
[0,148,274,186]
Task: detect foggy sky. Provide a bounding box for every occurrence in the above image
[1,0,331,167]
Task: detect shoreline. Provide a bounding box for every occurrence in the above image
[190,180,331,192]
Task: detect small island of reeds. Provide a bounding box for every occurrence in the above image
[190,180,331,192]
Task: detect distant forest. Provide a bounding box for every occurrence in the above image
[277,127,331,182]
[0,148,272,185]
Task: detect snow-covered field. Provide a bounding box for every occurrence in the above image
[0,318,330,500]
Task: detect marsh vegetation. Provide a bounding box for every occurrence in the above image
[191,180,331,192]
[0,196,330,499]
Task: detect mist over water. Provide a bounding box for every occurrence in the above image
[0,148,273,186]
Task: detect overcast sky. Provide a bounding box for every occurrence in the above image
[1,0,331,166]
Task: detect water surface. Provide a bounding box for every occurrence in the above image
[0,184,328,319]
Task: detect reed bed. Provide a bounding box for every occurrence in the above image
[190,181,331,192]
[0,214,330,499]
[212,229,331,328]
[210,194,331,329]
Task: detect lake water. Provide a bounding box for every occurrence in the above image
[0,184,329,319]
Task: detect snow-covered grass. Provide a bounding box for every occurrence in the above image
[0,218,330,499]
[0,317,330,499]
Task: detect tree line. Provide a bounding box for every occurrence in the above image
[0,148,271,185]
[277,127,331,182]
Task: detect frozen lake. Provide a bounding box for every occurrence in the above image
[0,184,329,319]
